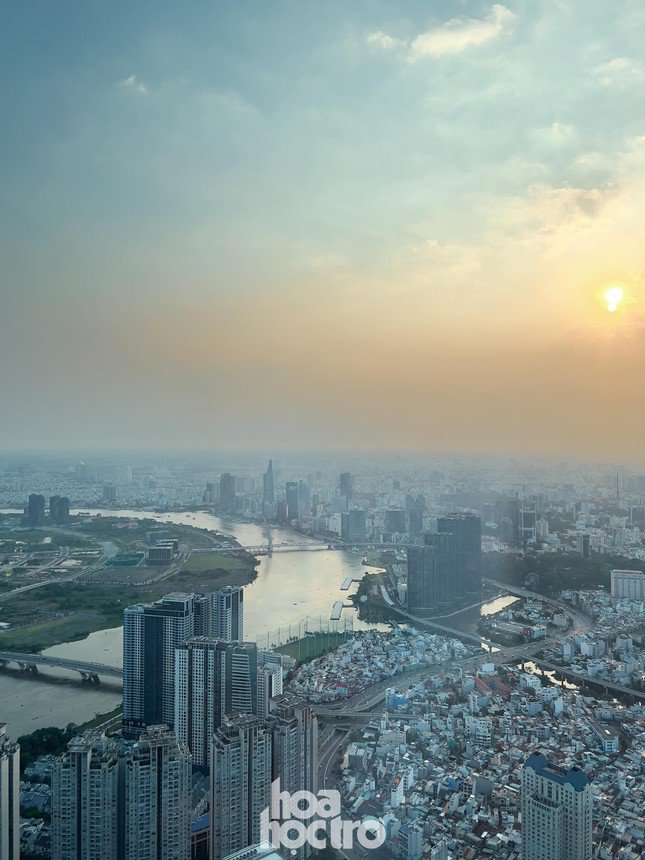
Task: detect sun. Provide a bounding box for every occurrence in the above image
[603,285,624,313]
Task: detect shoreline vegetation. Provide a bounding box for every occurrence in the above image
[0,514,259,653]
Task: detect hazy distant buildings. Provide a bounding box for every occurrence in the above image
[505,498,521,543]
[49,495,70,524]
[611,568,645,600]
[0,725,19,860]
[386,509,406,535]
[521,752,592,860]
[408,508,423,539]
[499,517,513,543]
[297,481,311,521]
[576,532,591,559]
[342,508,366,543]
[340,471,352,499]
[285,481,299,522]
[26,493,45,526]
[174,637,258,768]
[262,460,275,511]
[103,483,117,502]
[123,593,195,735]
[519,505,537,545]
[630,505,645,526]
[219,473,236,513]
[211,715,273,860]
[203,482,216,504]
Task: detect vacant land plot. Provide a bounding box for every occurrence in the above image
[181,552,245,572]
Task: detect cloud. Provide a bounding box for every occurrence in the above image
[119,75,149,95]
[410,4,516,59]
[532,122,576,148]
[365,30,403,51]
[592,57,643,88]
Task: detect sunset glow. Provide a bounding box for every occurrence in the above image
[603,286,625,313]
[1,1,644,456]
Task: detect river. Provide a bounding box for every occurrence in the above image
[0,509,514,737]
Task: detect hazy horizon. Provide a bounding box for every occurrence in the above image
[2,0,643,456]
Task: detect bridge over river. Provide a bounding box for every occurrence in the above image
[1,637,642,703]
[0,651,123,682]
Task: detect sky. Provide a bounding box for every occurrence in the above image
[1,0,644,457]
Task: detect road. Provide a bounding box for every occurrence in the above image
[482,578,593,635]
[0,545,101,603]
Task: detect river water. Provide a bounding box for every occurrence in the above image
[0,509,514,737]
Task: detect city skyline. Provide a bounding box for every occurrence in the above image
[1,0,643,456]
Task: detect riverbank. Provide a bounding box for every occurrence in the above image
[0,514,259,652]
[350,571,520,639]
[0,509,382,737]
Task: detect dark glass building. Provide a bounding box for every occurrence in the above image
[340,472,352,499]
[219,473,236,512]
[285,481,299,521]
[262,459,275,508]
[26,493,46,526]
[49,495,70,524]
[437,513,482,599]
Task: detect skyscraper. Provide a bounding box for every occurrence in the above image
[285,482,299,522]
[424,531,458,605]
[408,529,462,612]
[103,483,117,502]
[120,725,192,860]
[437,513,481,599]
[270,695,319,859]
[26,493,45,526]
[174,637,258,768]
[0,724,19,860]
[49,495,70,524]
[219,473,236,513]
[520,505,537,545]
[123,593,195,735]
[406,545,436,612]
[52,727,192,860]
[257,664,283,719]
[211,715,273,860]
[52,732,119,860]
[262,460,275,510]
[210,585,244,641]
[297,480,311,521]
[386,509,406,535]
[521,752,593,860]
[270,693,318,798]
[577,532,591,559]
[341,508,366,542]
[408,508,423,539]
[340,472,352,499]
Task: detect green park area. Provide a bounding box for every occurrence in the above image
[0,582,148,651]
[482,550,645,593]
